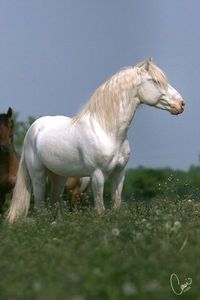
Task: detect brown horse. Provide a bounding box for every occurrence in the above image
[0,108,19,213]
[64,176,90,209]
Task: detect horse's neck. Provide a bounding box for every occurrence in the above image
[117,96,140,141]
[87,94,140,143]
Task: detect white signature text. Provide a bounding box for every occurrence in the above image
[170,273,192,295]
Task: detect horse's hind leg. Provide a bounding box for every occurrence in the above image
[49,173,66,213]
[26,157,46,210]
[31,169,46,210]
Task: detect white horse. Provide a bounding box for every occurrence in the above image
[8,58,185,223]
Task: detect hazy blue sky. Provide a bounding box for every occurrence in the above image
[0,0,199,170]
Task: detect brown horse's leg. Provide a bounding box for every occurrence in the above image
[0,192,6,214]
[71,186,81,209]
[65,177,81,210]
[81,189,89,208]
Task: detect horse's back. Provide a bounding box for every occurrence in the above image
[25,115,71,144]
[27,115,71,132]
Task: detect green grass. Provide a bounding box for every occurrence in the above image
[0,198,200,300]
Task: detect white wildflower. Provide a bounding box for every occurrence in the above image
[52,237,62,244]
[112,228,120,236]
[136,232,143,240]
[50,221,57,226]
[173,221,181,230]
[122,281,137,296]
[52,237,59,242]
[156,209,161,216]
[93,268,101,275]
[165,221,171,231]
[33,281,42,292]
[102,235,108,245]
[144,280,159,292]
[146,223,152,230]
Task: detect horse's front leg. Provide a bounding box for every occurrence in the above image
[109,168,125,209]
[92,169,105,214]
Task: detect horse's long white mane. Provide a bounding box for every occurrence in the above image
[73,59,168,132]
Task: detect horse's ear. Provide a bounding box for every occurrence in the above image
[144,60,150,71]
[144,57,153,71]
[7,107,13,118]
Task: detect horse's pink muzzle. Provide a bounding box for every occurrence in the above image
[170,99,185,115]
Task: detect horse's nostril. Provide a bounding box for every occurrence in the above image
[181,100,186,108]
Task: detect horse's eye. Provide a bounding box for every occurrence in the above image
[152,79,159,85]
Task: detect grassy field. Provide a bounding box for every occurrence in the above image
[0,197,200,300]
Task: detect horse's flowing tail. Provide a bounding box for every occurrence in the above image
[7,150,32,224]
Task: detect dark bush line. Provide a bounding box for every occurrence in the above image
[121,166,200,201]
